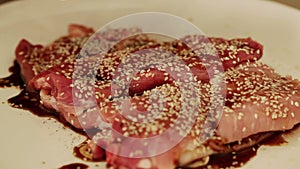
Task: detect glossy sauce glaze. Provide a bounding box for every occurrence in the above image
[0,62,291,169]
[73,140,105,162]
[195,132,287,169]
[2,62,93,136]
[199,146,259,169]
[0,61,24,88]
[58,163,89,169]
[0,62,95,168]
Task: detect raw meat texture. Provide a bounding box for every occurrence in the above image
[100,132,273,169]
[179,35,263,71]
[218,62,300,143]
[89,62,300,169]
[17,24,290,169]
[15,24,94,86]
[96,35,263,86]
[26,25,263,130]
[29,61,111,129]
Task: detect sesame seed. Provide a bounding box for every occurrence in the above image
[242,127,246,132]
[291,112,295,117]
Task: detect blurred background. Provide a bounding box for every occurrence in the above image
[273,0,300,9]
[0,0,300,9]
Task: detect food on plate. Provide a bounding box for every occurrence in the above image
[15,24,262,129]
[88,61,300,169]
[1,24,300,169]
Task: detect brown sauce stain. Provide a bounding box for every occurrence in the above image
[7,89,90,136]
[0,61,296,169]
[1,61,98,136]
[199,146,258,169]
[58,163,89,169]
[261,132,287,146]
[0,61,24,88]
[191,132,288,169]
[73,141,105,162]
[0,62,103,163]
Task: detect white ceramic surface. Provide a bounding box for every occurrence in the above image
[0,0,299,168]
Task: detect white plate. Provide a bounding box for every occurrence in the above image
[0,0,299,169]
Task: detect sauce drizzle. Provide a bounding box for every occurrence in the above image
[0,61,293,169]
[58,163,89,169]
[0,61,24,88]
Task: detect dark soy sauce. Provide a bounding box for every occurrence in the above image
[0,61,24,88]
[58,163,89,169]
[0,62,293,169]
[73,141,105,162]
